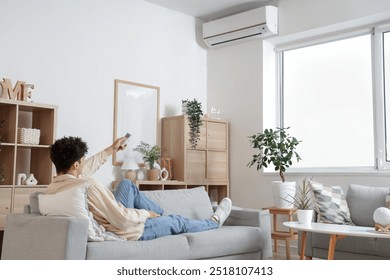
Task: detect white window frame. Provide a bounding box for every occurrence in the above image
[269,24,390,173]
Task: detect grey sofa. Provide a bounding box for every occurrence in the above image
[1,187,272,260]
[299,184,390,260]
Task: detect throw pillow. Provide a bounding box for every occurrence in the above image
[143,186,214,219]
[310,181,354,225]
[38,186,90,218]
[38,186,122,242]
[347,184,390,226]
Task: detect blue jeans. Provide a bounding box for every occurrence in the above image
[114,180,218,241]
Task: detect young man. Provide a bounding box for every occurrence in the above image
[47,136,232,241]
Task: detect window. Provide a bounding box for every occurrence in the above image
[267,25,390,171]
[280,34,374,168]
[383,31,390,162]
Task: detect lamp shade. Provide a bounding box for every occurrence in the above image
[121,156,139,171]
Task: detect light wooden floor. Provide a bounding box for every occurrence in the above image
[270,245,300,260]
[271,251,300,260]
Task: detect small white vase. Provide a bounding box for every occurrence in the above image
[297,209,314,224]
[160,167,169,181]
[271,181,296,208]
[17,173,27,185]
[25,173,38,185]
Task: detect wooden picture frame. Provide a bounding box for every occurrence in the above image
[113,79,159,166]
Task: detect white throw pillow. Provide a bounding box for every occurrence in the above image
[38,186,104,241]
[38,187,89,219]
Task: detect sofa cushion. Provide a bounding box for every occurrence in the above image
[310,181,353,225]
[387,191,390,208]
[86,235,191,260]
[347,184,390,227]
[184,226,262,259]
[143,187,214,219]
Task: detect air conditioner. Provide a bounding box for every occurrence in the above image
[202,6,278,48]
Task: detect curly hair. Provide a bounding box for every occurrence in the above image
[50,136,88,174]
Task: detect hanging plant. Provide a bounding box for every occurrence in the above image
[182,99,203,149]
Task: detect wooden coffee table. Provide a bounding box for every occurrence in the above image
[284,221,390,260]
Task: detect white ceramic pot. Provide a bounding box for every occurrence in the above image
[297,209,314,224]
[271,181,296,208]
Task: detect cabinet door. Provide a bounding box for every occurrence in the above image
[0,188,12,229]
[186,150,206,180]
[207,122,227,150]
[185,120,207,150]
[207,151,228,180]
[13,187,46,213]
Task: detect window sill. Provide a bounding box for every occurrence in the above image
[263,167,390,177]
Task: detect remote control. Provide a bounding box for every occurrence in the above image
[120,133,131,149]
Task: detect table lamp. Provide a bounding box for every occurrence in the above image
[121,156,139,182]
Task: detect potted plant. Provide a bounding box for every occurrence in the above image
[284,178,315,224]
[248,127,302,208]
[133,141,161,181]
[182,99,203,149]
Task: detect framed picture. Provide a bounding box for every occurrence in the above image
[113,79,159,166]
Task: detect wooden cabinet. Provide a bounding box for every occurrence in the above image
[0,188,12,229]
[161,115,229,203]
[0,99,57,230]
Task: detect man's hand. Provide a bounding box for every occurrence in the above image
[147,210,160,218]
[104,137,126,156]
[113,137,126,151]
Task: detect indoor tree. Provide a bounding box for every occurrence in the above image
[248,127,301,182]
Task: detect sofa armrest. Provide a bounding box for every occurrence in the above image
[214,206,272,259]
[1,213,89,260]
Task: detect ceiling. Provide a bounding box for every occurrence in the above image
[143,0,271,21]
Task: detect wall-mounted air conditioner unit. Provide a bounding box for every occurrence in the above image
[202,6,278,48]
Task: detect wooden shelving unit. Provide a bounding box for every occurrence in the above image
[160,115,229,203]
[0,99,57,229]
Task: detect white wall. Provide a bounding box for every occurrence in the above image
[5,0,390,208]
[0,0,207,187]
[208,0,390,209]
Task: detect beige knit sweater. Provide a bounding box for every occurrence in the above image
[46,150,150,240]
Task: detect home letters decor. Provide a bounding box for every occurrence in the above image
[0,78,34,101]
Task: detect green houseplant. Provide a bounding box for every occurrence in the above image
[133,141,161,181]
[248,127,302,208]
[182,99,203,149]
[284,178,316,224]
[287,178,315,210]
[248,127,301,182]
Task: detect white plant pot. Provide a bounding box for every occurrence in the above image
[271,181,296,208]
[297,209,314,224]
